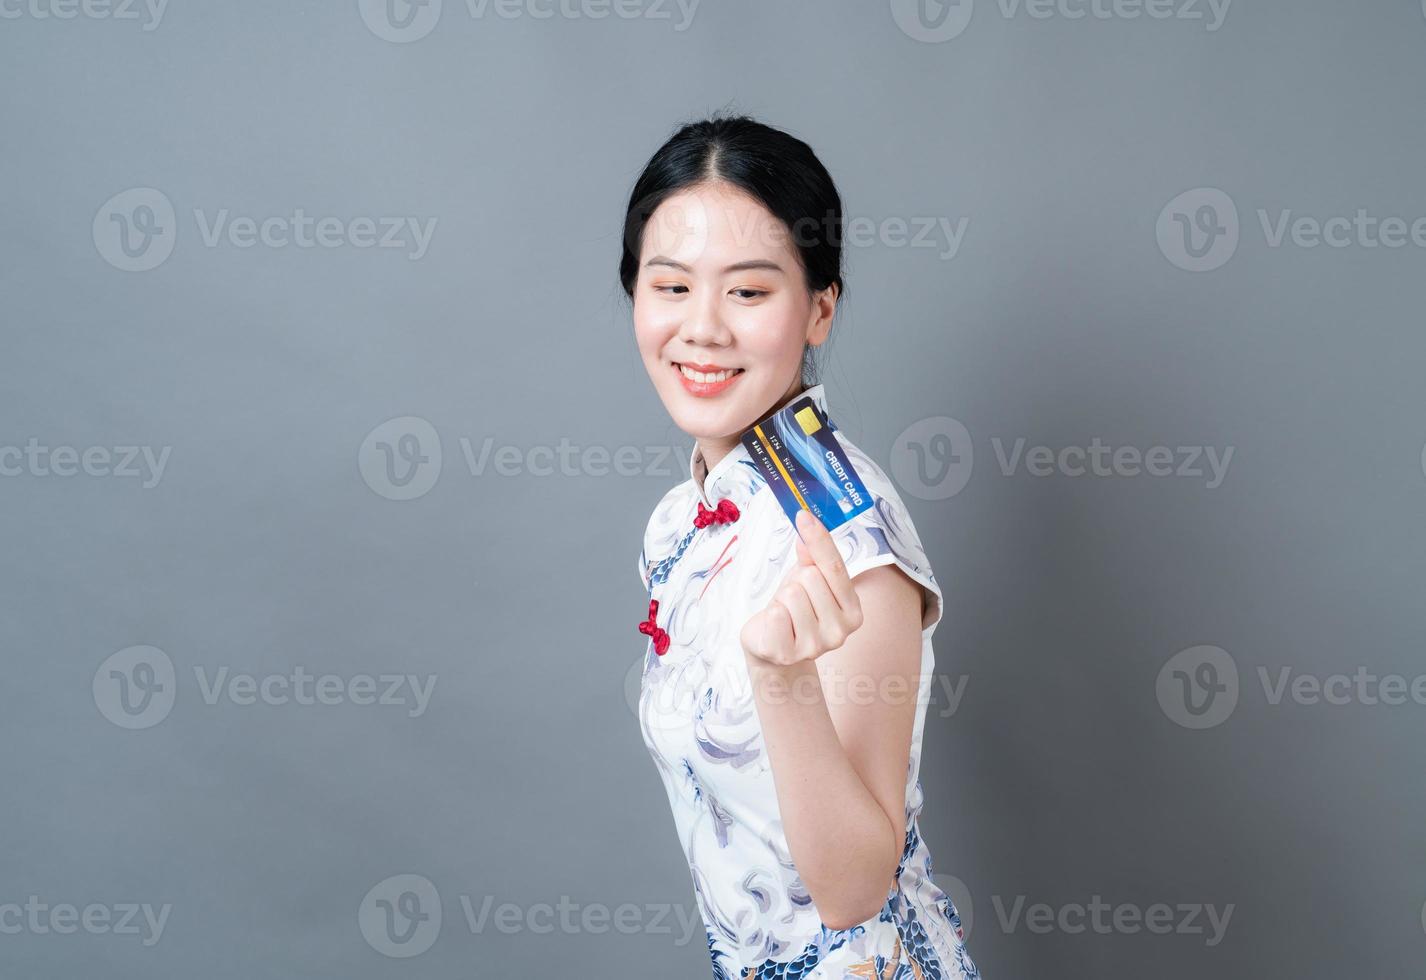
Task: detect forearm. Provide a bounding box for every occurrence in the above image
[744,653,902,931]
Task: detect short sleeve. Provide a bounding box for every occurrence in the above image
[828,447,944,635]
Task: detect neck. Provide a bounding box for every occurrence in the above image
[694,376,807,489]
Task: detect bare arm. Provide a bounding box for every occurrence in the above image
[741,510,925,930]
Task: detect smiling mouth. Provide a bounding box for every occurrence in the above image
[674,362,744,384]
[671,361,746,397]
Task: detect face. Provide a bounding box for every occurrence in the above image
[631,181,836,444]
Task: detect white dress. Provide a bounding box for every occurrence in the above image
[635,383,983,979]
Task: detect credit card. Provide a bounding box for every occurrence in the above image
[740,395,873,532]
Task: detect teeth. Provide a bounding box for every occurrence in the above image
[678,364,739,384]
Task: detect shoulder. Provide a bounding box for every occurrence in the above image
[827,429,945,633]
[636,478,697,590]
[642,478,697,542]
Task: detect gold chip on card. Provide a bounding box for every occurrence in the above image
[794,406,821,435]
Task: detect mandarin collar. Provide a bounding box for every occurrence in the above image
[688,383,833,509]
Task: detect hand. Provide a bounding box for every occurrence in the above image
[741,508,865,667]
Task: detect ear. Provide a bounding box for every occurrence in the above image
[805,283,838,347]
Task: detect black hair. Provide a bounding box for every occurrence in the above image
[618,113,845,386]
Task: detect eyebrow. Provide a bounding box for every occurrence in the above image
[643,256,786,275]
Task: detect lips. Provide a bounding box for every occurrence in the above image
[673,360,744,397]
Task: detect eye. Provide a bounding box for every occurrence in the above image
[731,288,768,300]
[653,284,688,295]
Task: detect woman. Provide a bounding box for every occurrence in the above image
[622,114,982,980]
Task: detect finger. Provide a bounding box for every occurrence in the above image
[743,604,792,663]
[776,582,819,659]
[795,535,814,567]
[793,508,856,610]
[763,603,795,662]
[793,565,851,647]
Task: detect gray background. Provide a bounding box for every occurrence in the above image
[3,0,1424,976]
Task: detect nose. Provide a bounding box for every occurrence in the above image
[676,288,732,349]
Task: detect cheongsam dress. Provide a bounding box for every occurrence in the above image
[635,383,983,979]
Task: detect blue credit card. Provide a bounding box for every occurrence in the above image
[740,395,873,532]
